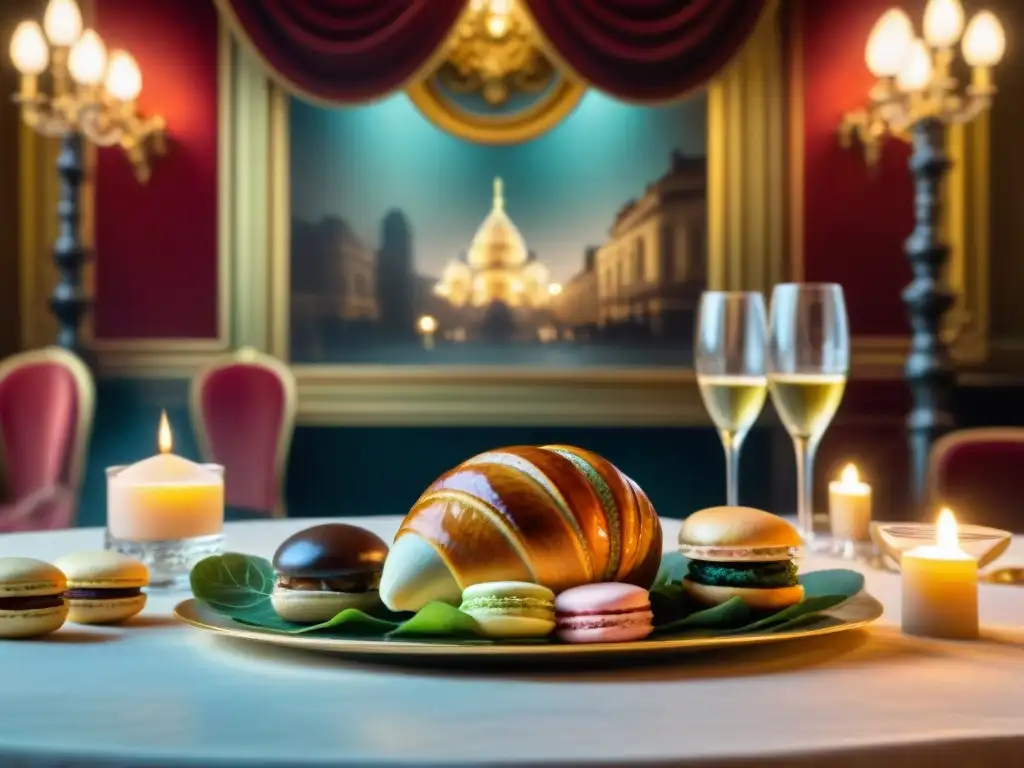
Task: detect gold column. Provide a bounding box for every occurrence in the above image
[707,1,785,294]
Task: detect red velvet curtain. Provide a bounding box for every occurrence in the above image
[215,0,467,103]
[217,0,767,105]
[524,0,768,102]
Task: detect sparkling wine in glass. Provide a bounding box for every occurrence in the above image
[695,291,768,506]
[767,283,850,547]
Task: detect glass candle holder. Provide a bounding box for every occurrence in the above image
[104,463,225,590]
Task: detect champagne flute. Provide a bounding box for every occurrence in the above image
[767,283,850,547]
[695,291,768,506]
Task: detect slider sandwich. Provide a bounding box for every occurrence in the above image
[678,506,804,610]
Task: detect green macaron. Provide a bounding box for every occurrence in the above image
[459,581,556,638]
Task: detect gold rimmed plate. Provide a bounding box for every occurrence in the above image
[173,592,884,663]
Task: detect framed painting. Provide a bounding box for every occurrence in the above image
[226,2,788,426]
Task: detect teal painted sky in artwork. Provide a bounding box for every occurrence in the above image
[290,89,706,283]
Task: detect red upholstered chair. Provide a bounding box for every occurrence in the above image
[929,428,1024,532]
[190,348,296,518]
[0,347,95,532]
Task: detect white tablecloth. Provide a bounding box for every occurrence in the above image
[0,516,1022,767]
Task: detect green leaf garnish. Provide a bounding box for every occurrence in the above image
[721,594,848,635]
[386,602,482,638]
[189,552,282,626]
[653,597,751,634]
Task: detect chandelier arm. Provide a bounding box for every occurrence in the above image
[77,106,125,147]
[17,101,72,137]
[945,93,993,125]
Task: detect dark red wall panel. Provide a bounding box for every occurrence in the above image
[796,0,920,336]
[93,0,219,339]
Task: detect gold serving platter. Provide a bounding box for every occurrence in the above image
[174,591,884,662]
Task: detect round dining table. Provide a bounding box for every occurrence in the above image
[0,515,1022,767]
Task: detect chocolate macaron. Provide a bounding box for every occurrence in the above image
[271,523,389,623]
[0,557,69,639]
[54,551,149,624]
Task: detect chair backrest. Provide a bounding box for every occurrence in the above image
[190,348,296,517]
[929,428,1024,532]
[0,347,94,507]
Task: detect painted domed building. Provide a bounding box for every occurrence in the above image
[435,178,552,311]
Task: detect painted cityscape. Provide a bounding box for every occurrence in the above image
[288,89,708,367]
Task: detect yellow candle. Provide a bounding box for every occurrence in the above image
[106,411,224,541]
[828,463,872,541]
[901,508,979,640]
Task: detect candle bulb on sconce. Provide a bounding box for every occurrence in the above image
[43,0,83,47]
[922,0,964,49]
[105,50,143,103]
[67,29,106,87]
[8,22,48,98]
[962,12,1006,91]
[838,0,1006,517]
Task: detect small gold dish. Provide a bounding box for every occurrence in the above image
[983,567,1024,585]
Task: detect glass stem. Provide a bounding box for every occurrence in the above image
[793,436,816,541]
[722,430,744,507]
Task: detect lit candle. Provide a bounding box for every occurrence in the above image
[828,463,872,542]
[106,411,224,542]
[901,508,979,640]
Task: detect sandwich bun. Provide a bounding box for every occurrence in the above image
[678,506,801,561]
[682,580,805,611]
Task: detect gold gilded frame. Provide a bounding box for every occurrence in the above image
[232,0,789,426]
[405,75,587,146]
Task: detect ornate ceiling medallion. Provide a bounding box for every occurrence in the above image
[405,0,587,145]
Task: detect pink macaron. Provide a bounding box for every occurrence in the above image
[554,583,654,643]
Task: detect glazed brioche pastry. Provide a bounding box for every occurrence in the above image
[380,445,662,612]
[679,506,804,610]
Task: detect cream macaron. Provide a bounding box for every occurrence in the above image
[0,557,69,639]
[54,550,149,625]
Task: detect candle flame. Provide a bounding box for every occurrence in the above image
[158,410,173,454]
[840,463,860,485]
[936,507,959,551]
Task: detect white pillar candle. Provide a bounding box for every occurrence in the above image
[828,463,872,541]
[106,411,224,542]
[901,508,979,640]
